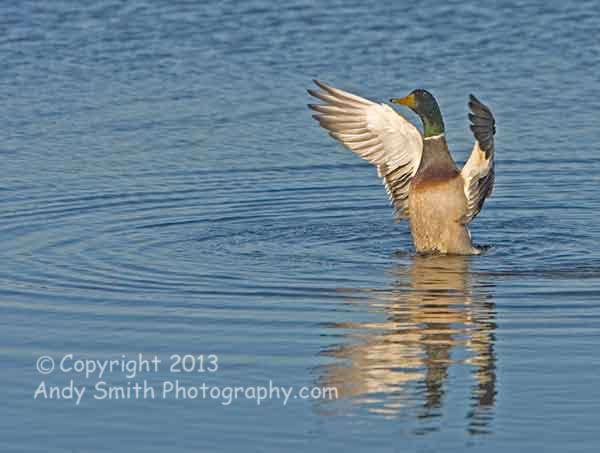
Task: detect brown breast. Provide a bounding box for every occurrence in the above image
[412,135,460,190]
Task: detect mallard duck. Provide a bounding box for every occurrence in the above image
[308,80,496,255]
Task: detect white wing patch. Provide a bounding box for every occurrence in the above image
[308,80,423,219]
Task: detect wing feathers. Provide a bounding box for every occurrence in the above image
[461,95,496,223]
[308,80,423,219]
[468,94,496,158]
[313,79,374,106]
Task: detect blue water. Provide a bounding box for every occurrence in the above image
[2,1,600,451]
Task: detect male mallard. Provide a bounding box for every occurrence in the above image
[308,80,496,255]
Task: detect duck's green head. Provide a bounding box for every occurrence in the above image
[391,89,445,137]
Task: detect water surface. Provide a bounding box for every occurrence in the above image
[2,1,600,451]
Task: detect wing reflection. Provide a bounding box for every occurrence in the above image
[319,255,496,432]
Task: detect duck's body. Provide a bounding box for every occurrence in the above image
[409,135,477,254]
[308,81,496,255]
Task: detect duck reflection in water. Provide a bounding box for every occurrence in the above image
[319,254,496,433]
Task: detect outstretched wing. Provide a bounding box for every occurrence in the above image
[308,80,423,219]
[460,94,496,224]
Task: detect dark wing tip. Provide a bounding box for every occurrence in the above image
[468,94,496,157]
[468,94,493,118]
[313,79,328,90]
